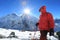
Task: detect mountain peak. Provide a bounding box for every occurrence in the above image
[6,13,18,17]
[9,13,17,16]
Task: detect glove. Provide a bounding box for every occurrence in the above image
[36,23,39,26]
[49,28,54,36]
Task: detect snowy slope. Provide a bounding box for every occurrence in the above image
[0,28,58,40]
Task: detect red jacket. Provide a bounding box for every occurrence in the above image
[38,12,54,31]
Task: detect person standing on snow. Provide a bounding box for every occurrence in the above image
[36,6,55,40]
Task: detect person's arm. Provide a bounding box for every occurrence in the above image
[48,13,55,36]
[48,13,54,29]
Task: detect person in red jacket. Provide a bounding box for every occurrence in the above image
[36,6,55,40]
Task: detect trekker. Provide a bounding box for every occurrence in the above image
[36,6,55,40]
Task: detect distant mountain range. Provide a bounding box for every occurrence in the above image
[0,13,60,31]
[0,13,38,31]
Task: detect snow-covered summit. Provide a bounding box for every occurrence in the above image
[0,13,38,31]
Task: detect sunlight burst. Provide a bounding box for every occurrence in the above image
[24,8,30,14]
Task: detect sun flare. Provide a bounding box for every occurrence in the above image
[24,8,30,14]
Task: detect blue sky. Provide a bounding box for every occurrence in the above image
[0,0,60,19]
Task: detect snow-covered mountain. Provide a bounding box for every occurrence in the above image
[54,19,60,32]
[20,14,38,31]
[0,13,38,31]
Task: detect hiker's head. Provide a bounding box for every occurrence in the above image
[39,6,46,13]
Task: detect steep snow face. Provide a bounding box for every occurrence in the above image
[0,13,23,30]
[0,13,38,31]
[20,13,38,31]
